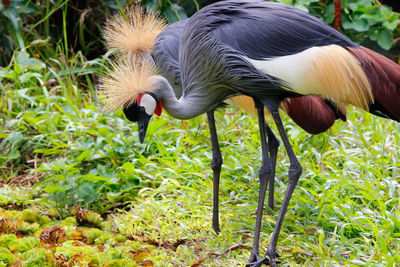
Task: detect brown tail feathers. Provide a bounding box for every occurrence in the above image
[348,46,400,122]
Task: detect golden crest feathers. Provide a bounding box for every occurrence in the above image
[98,58,156,111]
[103,6,166,55]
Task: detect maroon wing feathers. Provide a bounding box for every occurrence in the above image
[284,96,346,135]
[348,46,400,122]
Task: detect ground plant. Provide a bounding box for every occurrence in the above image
[1,0,400,265]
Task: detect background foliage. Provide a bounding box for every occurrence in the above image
[1,0,400,265]
[1,0,400,66]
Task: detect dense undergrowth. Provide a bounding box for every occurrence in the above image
[1,0,400,266]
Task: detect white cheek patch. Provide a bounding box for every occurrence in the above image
[140,94,157,115]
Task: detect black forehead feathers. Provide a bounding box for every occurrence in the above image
[148,92,158,101]
[123,102,141,122]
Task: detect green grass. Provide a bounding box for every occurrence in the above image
[1,49,400,265]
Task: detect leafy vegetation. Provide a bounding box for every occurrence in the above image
[273,0,400,50]
[337,0,400,50]
[1,0,400,66]
[1,0,400,265]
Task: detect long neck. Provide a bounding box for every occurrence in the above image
[153,76,209,120]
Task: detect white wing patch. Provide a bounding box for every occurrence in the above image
[140,94,157,115]
[245,47,320,94]
[244,45,373,110]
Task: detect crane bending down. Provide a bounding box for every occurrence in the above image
[103,12,347,238]
[152,19,348,241]
[101,1,400,266]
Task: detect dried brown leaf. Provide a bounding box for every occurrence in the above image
[129,248,151,261]
[0,218,17,234]
[190,244,252,267]
[40,226,68,245]
[139,260,154,267]
[71,205,104,228]
[295,250,313,256]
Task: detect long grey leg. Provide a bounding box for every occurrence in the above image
[207,111,222,235]
[253,100,302,267]
[247,99,274,263]
[266,125,279,211]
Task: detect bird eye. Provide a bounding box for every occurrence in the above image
[139,106,145,112]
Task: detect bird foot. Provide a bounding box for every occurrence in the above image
[246,250,280,267]
[245,252,259,267]
[212,225,221,236]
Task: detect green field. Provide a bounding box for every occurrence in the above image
[1,0,400,266]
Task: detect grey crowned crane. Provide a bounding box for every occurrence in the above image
[100,1,400,266]
[102,8,346,237]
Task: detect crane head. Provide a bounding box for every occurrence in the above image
[123,93,162,143]
[99,55,160,143]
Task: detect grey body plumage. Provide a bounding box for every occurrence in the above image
[154,0,350,120]
[154,20,185,96]
[115,1,380,266]
[153,0,359,120]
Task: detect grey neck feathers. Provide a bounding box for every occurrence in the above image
[154,76,209,120]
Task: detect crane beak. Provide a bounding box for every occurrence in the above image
[138,111,152,143]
